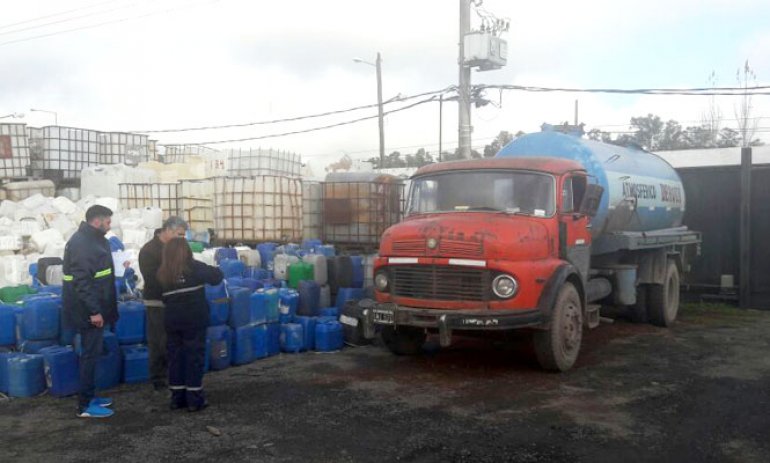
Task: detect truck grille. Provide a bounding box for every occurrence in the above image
[392,239,425,255]
[391,265,489,301]
[438,239,483,257]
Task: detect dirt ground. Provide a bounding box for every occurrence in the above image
[2,303,770,463]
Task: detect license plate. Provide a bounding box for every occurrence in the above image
[373,308,395,325]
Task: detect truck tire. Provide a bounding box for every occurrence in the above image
[533,282,583,372]
[648,260,680,327]
[628,284,649,323]
[381,326,426,355]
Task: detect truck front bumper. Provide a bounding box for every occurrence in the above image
[361,302,546,347]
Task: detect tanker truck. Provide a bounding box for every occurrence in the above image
[361,126,700,371]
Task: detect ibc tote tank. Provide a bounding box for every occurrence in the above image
[496,129,686,238]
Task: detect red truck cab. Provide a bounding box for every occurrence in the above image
[367,157,602,371]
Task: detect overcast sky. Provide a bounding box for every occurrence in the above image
[1,0,769,175]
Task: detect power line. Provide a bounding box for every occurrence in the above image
[0,0,220,48]
[162,96,441,146]
[0,0,140,38]
[134,87,455,133]
[480,84,770,96]
[0,0,123,30]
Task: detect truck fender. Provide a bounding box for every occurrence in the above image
[536,264,585,322]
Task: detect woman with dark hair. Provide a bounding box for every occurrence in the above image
[157,237,223,412]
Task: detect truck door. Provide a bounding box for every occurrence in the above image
[560,175,592,279]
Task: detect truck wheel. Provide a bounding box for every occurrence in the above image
[533,282,583,372]
[629,284,649,323]
[648,260,680,327]
[381,326,426,355]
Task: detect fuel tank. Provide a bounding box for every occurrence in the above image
[496,129,685,237]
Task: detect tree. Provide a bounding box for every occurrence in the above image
[717,128,740,148]
[701,70,723,148]
[735,60,760,148]
[483,130,514,157]
[325,154,353,172]
[659,120,686,150]
[630,114,664,150]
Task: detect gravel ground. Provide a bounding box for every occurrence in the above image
[2,304,770,463]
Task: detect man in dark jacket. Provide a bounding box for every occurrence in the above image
[138,217,188,391]
[63,205,118,418]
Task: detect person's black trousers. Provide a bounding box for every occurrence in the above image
[77,326,103,411]
[166,326,206,408]
[144,301,167,385]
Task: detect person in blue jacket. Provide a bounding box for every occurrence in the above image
[157,237,223,412]
[62,205,118,419]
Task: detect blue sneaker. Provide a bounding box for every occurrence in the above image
[90,397,113,408]
[77,404,114,419]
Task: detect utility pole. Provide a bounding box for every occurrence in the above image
[458,0,472,159]
[438,94,443,162]
[375,52,385,169]
[739,146,752,308]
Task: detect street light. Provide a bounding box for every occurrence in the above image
[30,108,58,125]
[353,52,384,169]
[0,112,24,120]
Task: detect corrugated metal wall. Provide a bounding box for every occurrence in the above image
[679,165,770,309]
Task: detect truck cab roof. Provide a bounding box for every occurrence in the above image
[413,157,586,178]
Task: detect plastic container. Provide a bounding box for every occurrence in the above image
[266,323,280,356]
[95,350,121,390]
[273,254,299,281]
[121,345,149,384]
[108,236,125,252]
[251,288,279,324]
[336,288,365,311]
[0,351,20,393]
[219,258,246,278]
[0,304,15,346]
[302,254,328,286]
[288,261,315,289]
[251,324,268,359]
[320,307,339,318]
[280,323,303,353]
[315,320,344,352]
[40,345,79,397]
[341,299,372,346]
[207,325,232,371]
[318,245,336,258]
[227,287,252,329]
[189,241,205,253]
[328,256,354,294]
[0,284,36,304]
[295,316,316,352]
[103,331,120,354]
[297,281,321,316]
[319,285,331,309]
[235,247,261,267]
[255,243,276,270]
[208,299,230,327]
[7,353,46,397]
[278,289,299,320]
[20,295,60,341]
[245,267,270,281]
[214,247,238,264]
[301,239,322,252]
[226,277,261,292]
[18,338,57,354]
[232,325,255,365]
[205,281,228,301]
[350,256,365,289]
[115,301,146,345]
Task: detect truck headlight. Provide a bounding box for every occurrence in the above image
[492,274,518,298]
[374,272,389,292]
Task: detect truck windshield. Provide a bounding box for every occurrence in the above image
[408,171,555,217]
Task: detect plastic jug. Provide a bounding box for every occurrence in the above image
[315,320,344,352]
[115,301,146,345]
[288,261,315,289]
[207,325,232,371]
[227,287,252,329]
[0,304,15,346]
[280,323,303,353]
[297,281,321,316]
[121,345,149,384]
[295,316,316,352]
[40,345,79,397]
[219,258,245,278]
[7,353,46,397]
[232,325,255,365]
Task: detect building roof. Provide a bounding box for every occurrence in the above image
[655,145,770,168]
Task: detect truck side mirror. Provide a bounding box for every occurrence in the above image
[578,184,604,217]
